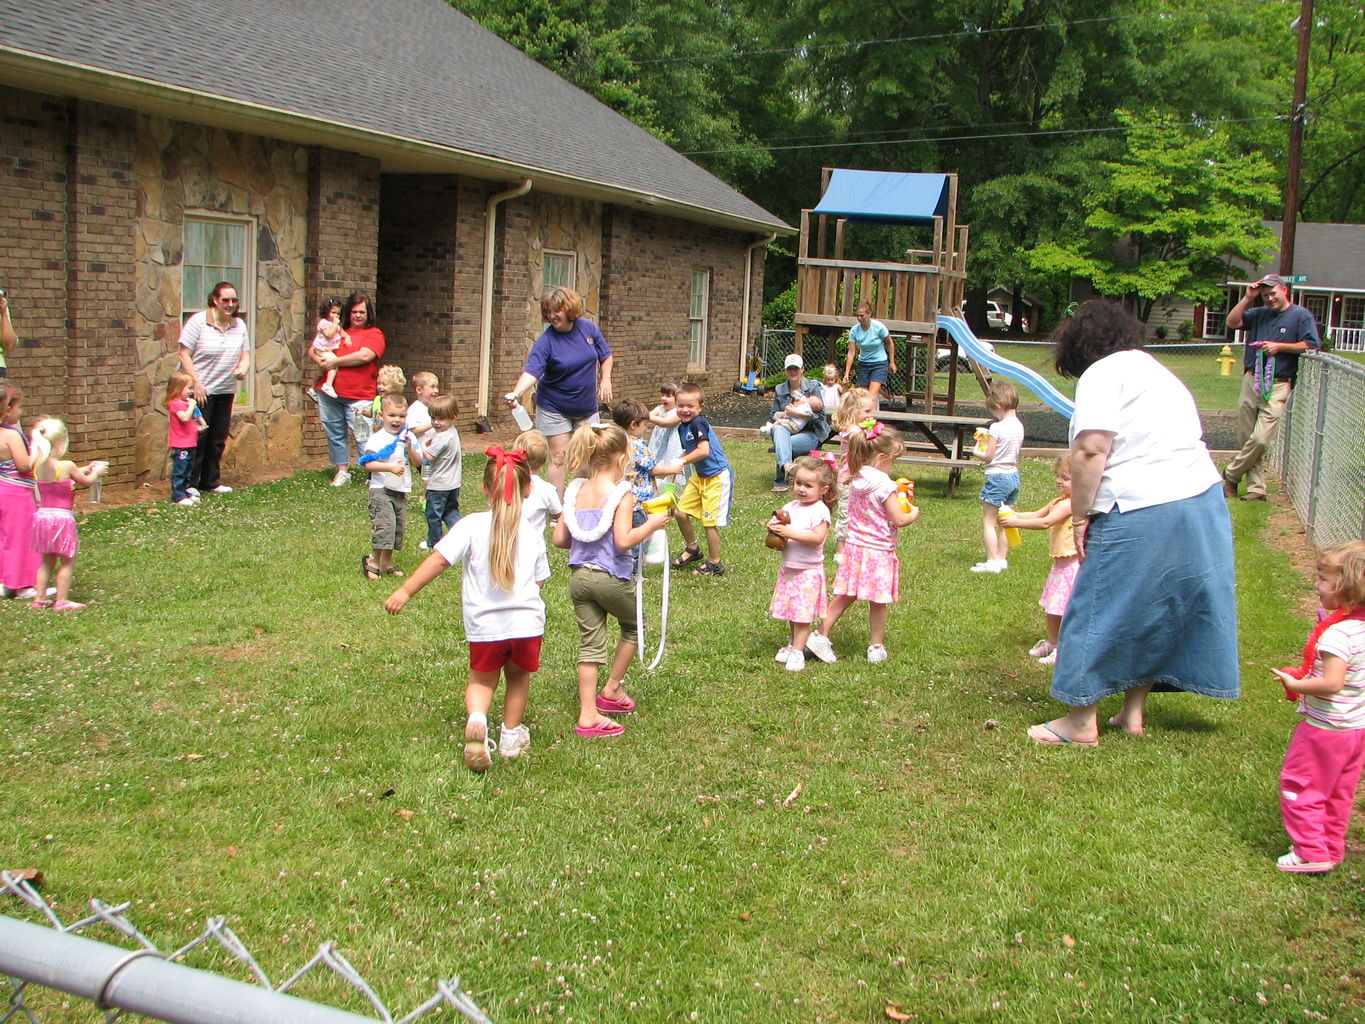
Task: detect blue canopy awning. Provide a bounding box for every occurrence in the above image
[811,169,950,224]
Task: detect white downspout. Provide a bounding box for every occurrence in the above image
[476,178,533,426]
[739,232,778,383]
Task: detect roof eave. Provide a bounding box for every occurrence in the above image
[0,46,794,237]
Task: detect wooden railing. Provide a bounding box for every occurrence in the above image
[794,257,942,334]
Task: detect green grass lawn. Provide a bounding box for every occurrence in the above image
[987,343,1245,411]
[3,443,1361,1023]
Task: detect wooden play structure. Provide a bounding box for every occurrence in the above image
[793,167,982,413]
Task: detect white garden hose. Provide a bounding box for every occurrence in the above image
[635,534,670,671]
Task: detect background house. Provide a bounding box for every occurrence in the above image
[0,0,790,484]
[1198,222,1365,351]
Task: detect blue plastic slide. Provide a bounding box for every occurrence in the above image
[936,315,1075,419]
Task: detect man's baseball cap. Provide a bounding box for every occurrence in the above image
[784,353,804,370]
[1258,273,1287,289]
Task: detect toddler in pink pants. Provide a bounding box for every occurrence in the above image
[1272,540,1365,873]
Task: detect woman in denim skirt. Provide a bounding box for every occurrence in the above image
[1027,301,1239,747]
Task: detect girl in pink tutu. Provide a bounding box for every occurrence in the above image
[804,421,919,665]
[766,455,837,672]
[28,418,106,611]
[998,456,1077,666]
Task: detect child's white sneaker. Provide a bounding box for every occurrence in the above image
[176,497,196,507]
[758,422,774,435]
[1029,639,1056,658]
[970,559,1007,573]
[1037,650,1057,666]
[785,649,806,672]
[463,716,495,773]
[804,633,837,663]
[321,383,339,399]
[499,723,531,759]
[774,645,793,663]
[867,643,888,664]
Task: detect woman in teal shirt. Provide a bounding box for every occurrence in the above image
[842,301,896,403]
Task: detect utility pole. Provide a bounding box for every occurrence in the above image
[1280,0,1314,276]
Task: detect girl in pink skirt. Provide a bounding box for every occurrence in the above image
[804,421,919,666]
[766,455,836,672]
[998,455,1077,666]
[28,418,106,611]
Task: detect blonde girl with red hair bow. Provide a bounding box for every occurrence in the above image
[385,446,550,773]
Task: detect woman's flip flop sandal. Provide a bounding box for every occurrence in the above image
[671,545,704,569]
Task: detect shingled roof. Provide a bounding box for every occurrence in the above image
[1234,221,1365,293]
[0,0,789,234]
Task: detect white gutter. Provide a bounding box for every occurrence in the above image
[739,233,778,383]
[476,179,534,422]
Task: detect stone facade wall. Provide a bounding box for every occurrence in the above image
[600,209,763,404]
[0,89,71,424]
[69,103,140,472]
[133,116,311,482]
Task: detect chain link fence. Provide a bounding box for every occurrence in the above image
[1270,352,1365,547]
[0,872,491,1024]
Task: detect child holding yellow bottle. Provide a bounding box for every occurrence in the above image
[998,455,1076,666]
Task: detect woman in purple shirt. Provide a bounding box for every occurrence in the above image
[505,287,614,493]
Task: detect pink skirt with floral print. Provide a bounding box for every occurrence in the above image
[832,542,899,604]
[769,565,828,624]
[1039,555,1079,616]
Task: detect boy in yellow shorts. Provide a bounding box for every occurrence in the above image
[658,382,733,576]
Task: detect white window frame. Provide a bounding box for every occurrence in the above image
[1202,290,1231,340]
[688,268,710,367]
[1341,295,1364,329]
[543,250,577,292]
[181,212,256,408]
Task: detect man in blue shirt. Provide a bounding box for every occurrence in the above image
[1222,274,1320,502]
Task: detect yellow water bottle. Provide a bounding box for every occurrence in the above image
[998,505,1022,548]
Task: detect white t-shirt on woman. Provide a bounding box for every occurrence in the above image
[1069,349,1219,514]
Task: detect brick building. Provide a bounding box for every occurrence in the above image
[0,0,789,484]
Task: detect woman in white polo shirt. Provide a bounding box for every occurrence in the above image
[177,282,249,495]
[1028,300,1239,747]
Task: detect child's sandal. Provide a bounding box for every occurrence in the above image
[671,545,703,569]
[693,560,725,576]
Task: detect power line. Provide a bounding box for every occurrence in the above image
[638,0,1271,65]
[681,115,1285,156]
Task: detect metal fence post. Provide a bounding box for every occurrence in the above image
[1304,365,1331,546]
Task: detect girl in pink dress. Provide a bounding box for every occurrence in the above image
[998,455,1077,666]
[0,382,40,600]
[766,455,837,672]
[28,419,106,611]
[804,421,919,665]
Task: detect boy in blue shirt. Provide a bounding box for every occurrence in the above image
[659,383,733,576]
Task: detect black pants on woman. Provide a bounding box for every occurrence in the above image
[190,392,234,491]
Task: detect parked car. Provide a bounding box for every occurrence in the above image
[985,300,1013,331]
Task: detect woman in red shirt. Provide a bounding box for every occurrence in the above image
[310,292,385,486]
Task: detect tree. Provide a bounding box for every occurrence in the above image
[1027,112,1278,320]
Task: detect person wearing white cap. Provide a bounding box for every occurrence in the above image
[767,352,829,492]
[1222,274,1319,501]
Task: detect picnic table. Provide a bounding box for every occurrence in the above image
[875,410,990,497]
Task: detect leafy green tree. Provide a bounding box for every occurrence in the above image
[1027,112,1278,320]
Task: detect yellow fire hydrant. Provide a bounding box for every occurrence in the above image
[1216,345,1237,376]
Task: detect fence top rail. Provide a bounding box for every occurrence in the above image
[1304,350,1365,381]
